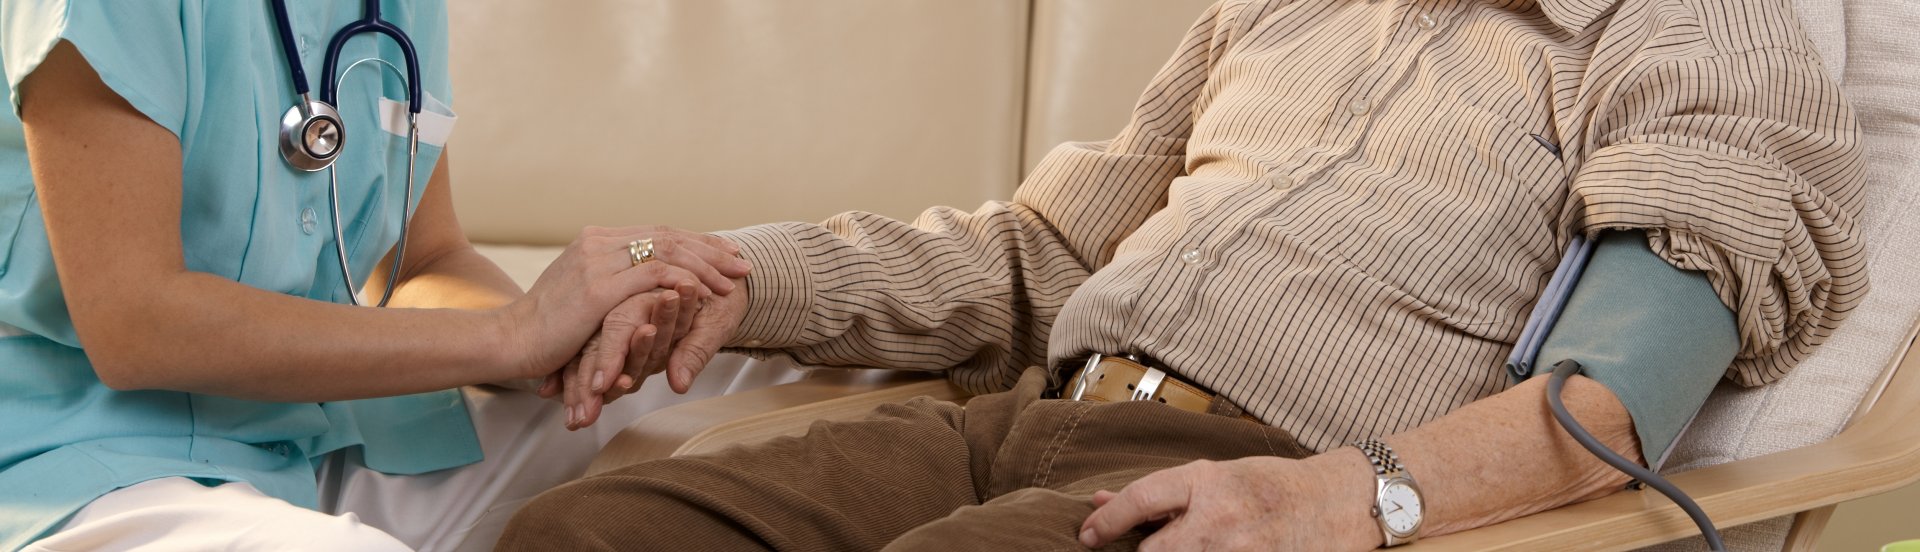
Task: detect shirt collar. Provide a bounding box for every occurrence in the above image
[1537,0,1621,32]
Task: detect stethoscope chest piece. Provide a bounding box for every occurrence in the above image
[279,97,345,173]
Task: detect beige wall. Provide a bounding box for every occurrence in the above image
[1022,0,1217,171]
[448,0,1030,243]
[447,0,1215,245]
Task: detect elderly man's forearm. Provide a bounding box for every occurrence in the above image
[1365,375,1638,536]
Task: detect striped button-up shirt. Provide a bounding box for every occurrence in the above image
[719,0,1865,451]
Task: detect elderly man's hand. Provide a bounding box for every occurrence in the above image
[527,227,750,429]
[546,277,750,429]
[1079,451,1383,551]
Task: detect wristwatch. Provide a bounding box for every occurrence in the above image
[1354,440,1424,546]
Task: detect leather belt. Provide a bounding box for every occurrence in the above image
[1059,354,1261,423]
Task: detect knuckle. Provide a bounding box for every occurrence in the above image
[1120,488,1154,509]
[604,310,640,328]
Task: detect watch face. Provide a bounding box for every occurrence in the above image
[1380,480,1423,536]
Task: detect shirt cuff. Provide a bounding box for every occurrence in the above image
[711,223,819,349]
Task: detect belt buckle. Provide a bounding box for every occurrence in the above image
[1069,353,1167,402]
[1068,354,1104,401]
[1129,366,1167,401]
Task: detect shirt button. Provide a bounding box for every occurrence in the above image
[1348,98,1371,116]
[1417,13,1437,30]
[1266,174,1294,190]
[1180,248,1204,265]
[299,207,318,235]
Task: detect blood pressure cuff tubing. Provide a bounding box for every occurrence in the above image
[1530,231,1740,468]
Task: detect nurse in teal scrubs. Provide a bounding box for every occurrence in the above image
[0,1,749,549]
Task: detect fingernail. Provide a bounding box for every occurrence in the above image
[1079,529,1096,547]
[569,406,580,425]
[592,371,605,391]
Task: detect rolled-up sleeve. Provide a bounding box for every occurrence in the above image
[1562,46,1868,386]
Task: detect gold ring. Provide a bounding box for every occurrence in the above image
[629,238,656,266]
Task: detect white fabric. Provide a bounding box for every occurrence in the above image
[471,244,571,292]
[27,363,804,551]
[319,364,802,551]
[377,92,458,148]
[1641,0,1920,549]
[25,479,410,552]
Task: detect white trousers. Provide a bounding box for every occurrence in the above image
[25,355,804,552]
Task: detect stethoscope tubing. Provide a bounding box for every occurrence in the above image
[270,0,423,116]
[326,57,421,308]
[318,0,423,115]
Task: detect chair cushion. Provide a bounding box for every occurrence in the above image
[1642,0,1920,548]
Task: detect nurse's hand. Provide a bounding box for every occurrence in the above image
[504,227,744,388]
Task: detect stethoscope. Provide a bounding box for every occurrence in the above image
[269,0,421,307]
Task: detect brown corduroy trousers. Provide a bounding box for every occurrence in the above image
[496,368,1310,551]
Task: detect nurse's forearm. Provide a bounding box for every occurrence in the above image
[19,42,550,401]
[99,271,525,401]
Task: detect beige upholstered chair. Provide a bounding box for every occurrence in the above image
[452,1,1920,549]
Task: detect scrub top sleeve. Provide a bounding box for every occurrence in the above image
[2,0,190,137]
[1534,231,1740,468]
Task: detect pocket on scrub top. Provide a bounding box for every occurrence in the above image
[375,91,458,148]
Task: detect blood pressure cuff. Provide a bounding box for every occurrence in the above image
[1531,231,1740,468]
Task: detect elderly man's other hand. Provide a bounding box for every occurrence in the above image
[1079,451,1383,551]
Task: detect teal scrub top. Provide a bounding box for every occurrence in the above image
[0,1,481,548]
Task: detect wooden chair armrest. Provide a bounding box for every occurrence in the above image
[1405,328,1920,551]
[586,369,971,475]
